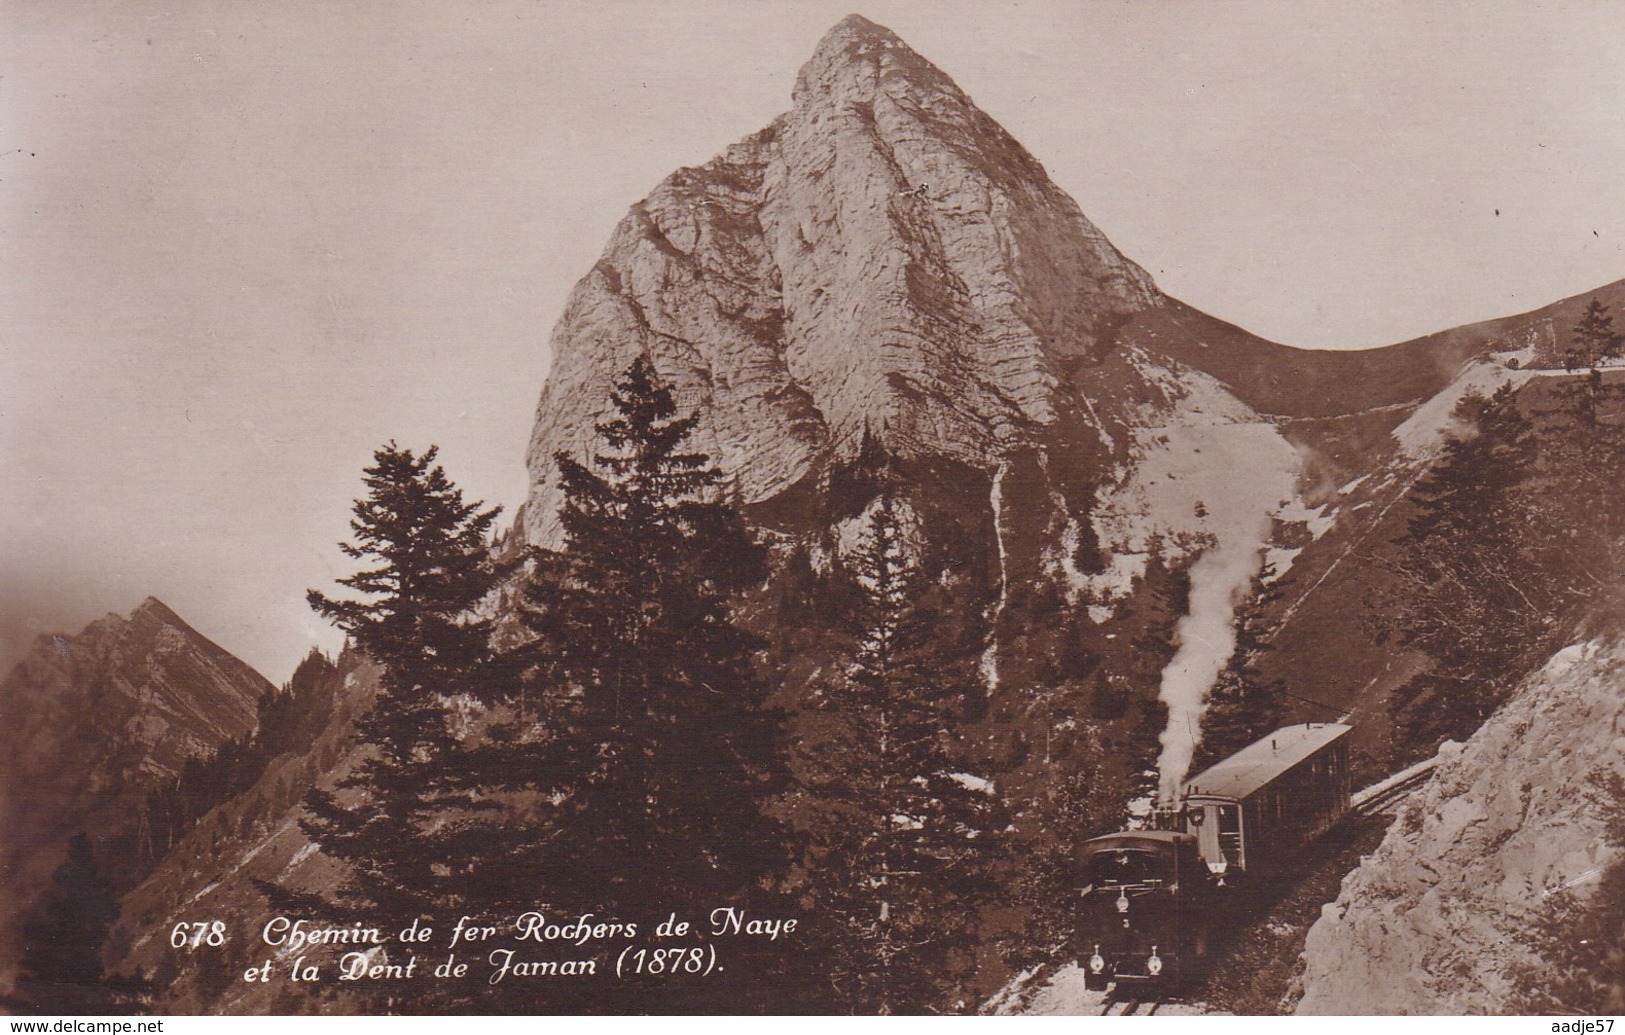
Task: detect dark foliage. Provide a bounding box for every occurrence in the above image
[997,728,1127,975]
[1373,385,1554,749]
[800,486,1006,1013]
[1567,297,1623,370]
[17,835,118,988]
[6,834,148,1015]
[479,357,796,1010]
[308,443,505,704]
[1510,772,1625,1014]
[299,443,506,918]
[1375,303,1625,757]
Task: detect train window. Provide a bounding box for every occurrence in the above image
[1087,850,1170,886]
[1215,805,1242,865]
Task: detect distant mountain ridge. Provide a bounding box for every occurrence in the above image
[0,597,269,989]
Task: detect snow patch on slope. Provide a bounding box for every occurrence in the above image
[1087,359,1300,601]
[947,771,995,794]
[1077,356,1303,799]
[1262,546,1303,583]
[1261,496,1337,582]
[1391,359,1536,459]
[1276,497,1335,540]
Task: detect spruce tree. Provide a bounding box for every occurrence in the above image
[1572,297,1623,368]
[804,487,1003,1014]
[1556,301,1619,429]
[512,356,793,922]
[300,443,504,918]
[17,835,119,991]
[1374,386,1547,747]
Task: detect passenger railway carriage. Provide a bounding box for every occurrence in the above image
[1076,723,1354,991]
[1179,722,1352,881]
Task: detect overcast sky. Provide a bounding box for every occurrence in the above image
[4,0,1624,682]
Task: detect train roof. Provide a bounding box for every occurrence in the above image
[1183,723,1352,802]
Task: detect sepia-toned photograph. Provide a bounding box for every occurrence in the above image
[3,0,1624,1018]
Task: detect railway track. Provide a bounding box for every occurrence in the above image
[1350,755,1439,816]
[1100,991,1167,1015]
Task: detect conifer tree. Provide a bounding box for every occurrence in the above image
[300,443,504,917]
[511,356,792,921]
[1572,297,1623,369]
[1374,386,1547,747]
[1550,301,1625,533]
[1556,302,1617,429]
[17,835,119,991]
[804,486,1003,1014]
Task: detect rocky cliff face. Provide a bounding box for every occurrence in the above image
[520,15,1599,778]
[0,598,269,981]
[522,15,1169,547]
[517,12,1625,793]
[1296,638,1625,1014]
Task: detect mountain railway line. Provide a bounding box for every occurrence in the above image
[1349,755,1439,817]
[1073,728,1442,1001]
[1099,990,1165,1015]
[990,744,1445,1014]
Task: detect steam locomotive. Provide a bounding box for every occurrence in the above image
[1078,723,1353,991]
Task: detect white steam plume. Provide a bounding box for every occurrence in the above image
[1155,524,1271,804]
[1089,365,1303,804]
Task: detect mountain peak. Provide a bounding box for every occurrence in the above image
[806,13,909,66]
[820,13,899,46]
[133,595,180,623]
[796,13,962,108]
[522,14,1159,546]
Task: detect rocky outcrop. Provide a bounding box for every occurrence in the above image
[520,15,1158,546]
[512,13,1537,657]
[1296,639,1625,1014]
[516,12,1611,753]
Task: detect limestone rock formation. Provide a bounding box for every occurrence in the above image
[521,15,1159,547]
[1296,639,1625,1014]
[515,11,1604,755]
